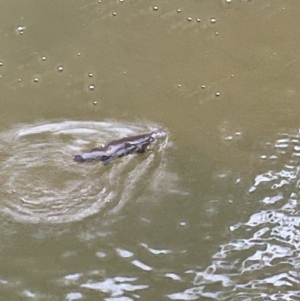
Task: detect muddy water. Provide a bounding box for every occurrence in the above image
[0,121,171,224]
[1,0,300,300]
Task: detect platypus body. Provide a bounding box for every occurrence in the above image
[74,131,166,165]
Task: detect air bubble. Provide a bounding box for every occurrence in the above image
[112,12,117,16]
[93,101,98,105]
[215,91,221,96]
[177,9,181,13]
[153,6,158,10]
[187,17,192,21]
[41,56,46,61]
[0,62,3,66]
[88,73,93,77]
[58,66,64,72]
[196,18,201,22]
[33,78,39,83]
[88,84,95,91]
[17,26,26,35]
[210,18,216,24]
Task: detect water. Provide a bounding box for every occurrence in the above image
[0,121,172,224]
[1,0,300,300]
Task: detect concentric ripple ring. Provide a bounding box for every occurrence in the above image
[0,121,172,224]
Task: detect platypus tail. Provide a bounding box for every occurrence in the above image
[74,155,85,162]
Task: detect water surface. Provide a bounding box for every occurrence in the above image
[1,0,300,300]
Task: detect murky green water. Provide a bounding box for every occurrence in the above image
[1,0,300,300]
[0,121,171,223]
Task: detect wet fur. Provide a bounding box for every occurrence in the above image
[74,131,164,165]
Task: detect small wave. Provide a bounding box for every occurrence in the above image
[172,130,300,301]
[0,121,174,224]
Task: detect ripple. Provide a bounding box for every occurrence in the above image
[0,121,172,224]
[249,131,300,194]
[168,130,300,300]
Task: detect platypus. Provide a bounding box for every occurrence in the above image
[74,130,166,164]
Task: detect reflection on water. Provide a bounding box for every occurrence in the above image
[4,128,300,299]
[0,121,174,224]
[168,130,300,301]
[1,0,299,299]
[80,276,149,297]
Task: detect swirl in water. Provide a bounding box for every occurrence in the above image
[0,121,174,224]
